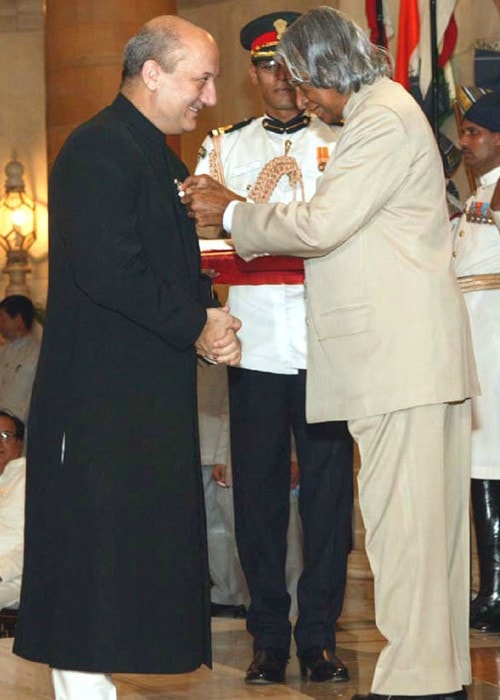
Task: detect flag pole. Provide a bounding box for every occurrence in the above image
[375,0,385,47]
[430,0,439,137]
[452,101,477,196]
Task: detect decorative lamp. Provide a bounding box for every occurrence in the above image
[0,157,36,296]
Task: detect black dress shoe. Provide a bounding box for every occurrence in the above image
[442,691,467,700]
[245,649,288,684]
[470,596,500,632]
[232,604,247,618]
[210,603,247,618]
[298,646,349,682]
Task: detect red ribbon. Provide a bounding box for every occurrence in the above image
[201,250,305,286]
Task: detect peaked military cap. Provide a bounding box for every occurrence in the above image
[463,91,500,133]
[240,11,300,62]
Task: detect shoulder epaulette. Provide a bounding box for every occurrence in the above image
[208,117,255,137]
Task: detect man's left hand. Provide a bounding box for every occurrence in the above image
[181,174,245,227]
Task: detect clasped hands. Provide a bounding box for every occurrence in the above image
[196,305,242,366]
[183,175,243,365]
[181,174,245,228]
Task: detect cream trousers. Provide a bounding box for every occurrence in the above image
[349,400,472,696]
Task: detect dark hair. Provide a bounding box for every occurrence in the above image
[0,295,35,330]
[0,410,25,441]
[277,6,390,94]
[121,20,184,83]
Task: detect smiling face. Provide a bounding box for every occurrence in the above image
[294,83,348,125]
[460,119,500,176]
[140,28,219,135]
[249,59,300,121]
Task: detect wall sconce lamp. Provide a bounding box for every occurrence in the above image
[0,156,36,297]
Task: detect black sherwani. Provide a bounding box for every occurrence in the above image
[13,95,212,673]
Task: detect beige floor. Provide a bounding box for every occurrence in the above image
[0,578,499,699]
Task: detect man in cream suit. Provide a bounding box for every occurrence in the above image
[182,7,478,700]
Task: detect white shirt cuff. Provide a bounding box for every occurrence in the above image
[223,200,240,234]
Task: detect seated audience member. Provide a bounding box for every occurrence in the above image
[0,410,25,609]
[0,296,40,422]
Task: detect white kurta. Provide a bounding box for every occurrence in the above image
[195,115,340,373]
[0,456,25,608]
[0,333,40,422]
[453,166,500,479]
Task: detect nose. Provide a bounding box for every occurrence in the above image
[459,131,469,148]
[275,64,288,81]
[202,80,217,107]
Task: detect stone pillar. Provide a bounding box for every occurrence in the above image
[45,0,177,167]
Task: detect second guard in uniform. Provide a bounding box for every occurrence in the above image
[195,11,354,685]
[453,91,500,633]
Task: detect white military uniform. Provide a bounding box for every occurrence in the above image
[453,166,500,480]
[195,114,340,373]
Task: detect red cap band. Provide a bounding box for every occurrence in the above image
[251,31,278,53]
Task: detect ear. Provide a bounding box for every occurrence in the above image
[295,88,307,111]
[141,59,162,91]
[248,63,258,86]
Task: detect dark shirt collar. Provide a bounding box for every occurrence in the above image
[112,93,166,146]
[262,111,311,134]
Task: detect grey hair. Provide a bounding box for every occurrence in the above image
[121,21,184,83]
[276,6,391,94]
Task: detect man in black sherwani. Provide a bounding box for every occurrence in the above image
[13,15,240,700]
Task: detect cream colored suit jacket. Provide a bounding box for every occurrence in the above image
[231,77,478,422]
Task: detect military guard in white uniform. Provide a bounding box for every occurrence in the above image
[195,11,353,686]
[453,90,500,633]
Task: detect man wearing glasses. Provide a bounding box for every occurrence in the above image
[0,410,25,611]
[195,11,353,686]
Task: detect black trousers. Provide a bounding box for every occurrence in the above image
[228,367,353,654]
